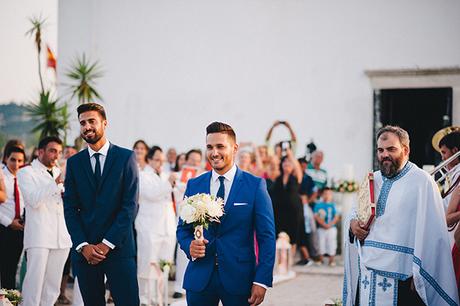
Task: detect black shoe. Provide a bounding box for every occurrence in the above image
[295,259,309,265]
[173,292,183,299]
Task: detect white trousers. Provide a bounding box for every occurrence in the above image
[317,227,337,256]
[22,247,70,306]
[139,266,164,305]
[174,245,188,293]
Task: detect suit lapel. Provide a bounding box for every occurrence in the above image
[98,144,117,191]
[82,150,97,190]
[221,168,243,222]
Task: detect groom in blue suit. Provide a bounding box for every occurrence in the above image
[177,122,276,306]
[64,103,139,306]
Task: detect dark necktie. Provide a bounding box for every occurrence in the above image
[217,176,225,200]
[94,153,102,186]
[13,177,21,219]
[47,169,54,177]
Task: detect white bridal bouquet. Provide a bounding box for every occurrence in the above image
[179,193,225,241]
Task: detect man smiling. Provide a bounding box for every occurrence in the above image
[64,103,139,306]
[177,122,276,306]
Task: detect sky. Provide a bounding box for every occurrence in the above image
[0,0,58,104]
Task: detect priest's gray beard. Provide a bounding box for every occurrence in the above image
[378,153,405,178]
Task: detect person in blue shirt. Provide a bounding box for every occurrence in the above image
[313,187,339,266]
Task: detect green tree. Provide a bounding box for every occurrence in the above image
[66,53,103,104]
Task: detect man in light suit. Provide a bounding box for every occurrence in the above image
[177,122,276,306]
[63,103,139,306]
[18,136,72,306]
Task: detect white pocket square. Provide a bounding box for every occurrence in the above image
[234,202,248,206]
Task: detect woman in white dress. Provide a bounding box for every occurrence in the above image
[135,146,176,305]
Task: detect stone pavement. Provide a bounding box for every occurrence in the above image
[263,262,344,306]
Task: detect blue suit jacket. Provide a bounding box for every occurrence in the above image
[176,168,276,295]
[63,144,139,264]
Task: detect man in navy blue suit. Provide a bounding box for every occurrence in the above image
[63,103,139,306]
[177,122,276,306]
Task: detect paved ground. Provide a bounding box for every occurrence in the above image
[58,261,344,306]
[264,263,344,306]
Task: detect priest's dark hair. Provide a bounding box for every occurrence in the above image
[206,122,236,143]
[77,102,107,120]
[38,136,63,149]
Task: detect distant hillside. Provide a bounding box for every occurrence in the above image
[0,102,39,148]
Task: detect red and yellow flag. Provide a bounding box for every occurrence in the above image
[46,45,57,70]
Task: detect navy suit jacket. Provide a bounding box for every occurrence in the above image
[176,167,276,295]
[63,144,139,265]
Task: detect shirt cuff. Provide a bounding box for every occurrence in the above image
[76,242,88,252]
[253,282,268,289]
[0,214,13,227]
[102,239,115,249]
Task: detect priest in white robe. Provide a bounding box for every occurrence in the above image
[343,125,459,306]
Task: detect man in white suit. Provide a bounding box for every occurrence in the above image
[18,136,72,306]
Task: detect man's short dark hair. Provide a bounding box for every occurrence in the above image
[186,149,202,161]
[206,122,236,143]
[38,136,63,149]
[146,145,162,161]
[5,146,26,160]
[2,139,25,164]
[77,103,107,120]
[439,132,460,151]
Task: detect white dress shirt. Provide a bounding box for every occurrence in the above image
[87,140,110,175]
[76,140,115,251]
[0,165,24,227]
[209,164,267,290]
[210,164,237,203]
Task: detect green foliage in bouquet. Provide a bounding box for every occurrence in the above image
[2,289,22,305]
[159,260,172,272]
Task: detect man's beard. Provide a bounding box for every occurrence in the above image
[379,154,404,178]
[81,129,103,144]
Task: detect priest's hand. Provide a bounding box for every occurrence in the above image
[248,284,266,306]
[190,239,208,259]
[350,219,369,241]
[82,244,106,265]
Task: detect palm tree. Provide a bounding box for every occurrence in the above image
[26,91,67,139]
[66,53,103,104]
[26,15,69,142]
[26,15,46,93]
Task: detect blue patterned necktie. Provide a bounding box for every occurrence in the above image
[94,153,102,186]
[217,176,225,200]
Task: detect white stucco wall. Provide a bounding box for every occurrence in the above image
[57,0,460,179]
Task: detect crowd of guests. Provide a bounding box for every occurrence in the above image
[0,120,339,305]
